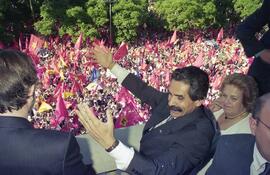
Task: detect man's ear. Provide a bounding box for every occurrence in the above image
[194,100,203,107]
[28,85,35,97]
[249,117,257,135]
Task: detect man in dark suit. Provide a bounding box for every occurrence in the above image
[236,0,270,96]
[207,93,270,175]
[0,49,95,175]
[76,45,217,174]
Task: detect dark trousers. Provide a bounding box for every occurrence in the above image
[248,56,270,96]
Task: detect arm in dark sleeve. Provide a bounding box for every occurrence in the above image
[122,73,167,109]
[63,133,96,175]
[236,0,270,57]
[126,129,212,175]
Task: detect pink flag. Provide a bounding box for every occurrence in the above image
[71,81,82,93]
[113,42,128,61]
[115,102,143,128]
[170,30,177,44]
[115,87,132,104]
[74,33,83,50]
[54,93,69,123]
[53,82,63,98]
[216,28,224,43]
[28,34,45,55]
[165,71,170,86]
[212,75,224,90]
[196,37,202,43]
[193,52,204,67]
[248,57,254,65]
[145,42,153,52]
[93,38,104,46]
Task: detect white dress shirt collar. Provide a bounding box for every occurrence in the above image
[250,143,268,175]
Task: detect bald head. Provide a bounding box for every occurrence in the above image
[252,93,270,120]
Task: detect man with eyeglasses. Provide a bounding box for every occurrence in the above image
[207,93,270,175]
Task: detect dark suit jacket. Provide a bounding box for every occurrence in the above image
[0,116,95,175]
[236,0,270,96]
[236,0,270,57]
[206,134,255,175]
[121,74,216,175]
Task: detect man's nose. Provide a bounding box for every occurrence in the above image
[168,96,177,106]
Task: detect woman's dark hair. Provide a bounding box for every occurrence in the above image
[171,66,209,101]
[220,73,258,113]
[0,49,38,113]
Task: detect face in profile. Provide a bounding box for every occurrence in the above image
[220,84,246,116]
[168,80,200,118]
[254,100,270,161]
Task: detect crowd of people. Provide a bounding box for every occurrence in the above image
[22,29,252,135]
[1,1,270,174]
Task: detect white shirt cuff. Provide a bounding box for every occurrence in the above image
[110,64,130,84]
[108,141,135,170]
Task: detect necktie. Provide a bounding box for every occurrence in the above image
[260,163,270,175]
[146,115,173,133]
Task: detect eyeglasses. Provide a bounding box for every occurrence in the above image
[257,118,270,131]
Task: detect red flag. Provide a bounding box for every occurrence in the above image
[29,34,45,55]
[74,33,83,50]
[113,42,128,61]
[54,93,69,123]
[216,28,224,43]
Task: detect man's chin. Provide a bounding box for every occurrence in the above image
[170,110,183,118]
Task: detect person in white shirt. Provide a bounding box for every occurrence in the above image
[206,92,270,175]
[198,73,258,174]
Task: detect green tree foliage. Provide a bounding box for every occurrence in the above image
[214,0,237,27]
[34,0,108,40]
[0,0,43,44]
[112,0,148,44]
[0,0,264,44]
[233,0,262,18]
[154,0,217,31]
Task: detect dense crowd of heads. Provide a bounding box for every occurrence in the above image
[26,32,251,135]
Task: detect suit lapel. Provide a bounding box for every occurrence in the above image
[143,98,170,133]
[143,107,203,138]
